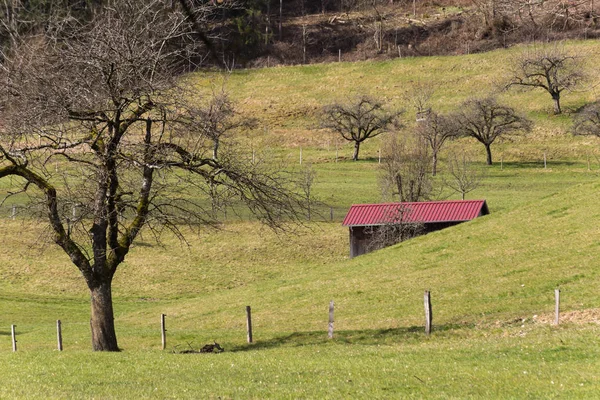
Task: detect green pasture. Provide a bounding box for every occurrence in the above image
[2,40,600,398]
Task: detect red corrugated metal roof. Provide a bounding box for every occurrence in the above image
[342,200,489,226]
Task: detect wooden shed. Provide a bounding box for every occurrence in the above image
[342,200,490,258]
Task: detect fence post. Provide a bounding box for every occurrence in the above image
[161,314,166,350]
[544,152,547,169]
[587,153,591,171]
[57,320,63,351]
[330,207,334,221]
[11,205,16,220]
[328,300,334,339]
[246,306,253,344]
[300,147,303,165]
[555,289,560,325]
[11,325,17,352]
[424,291,432,335]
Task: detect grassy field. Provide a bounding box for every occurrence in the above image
[2,41,600,398]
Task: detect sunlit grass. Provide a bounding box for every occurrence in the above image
[3,40,600,398]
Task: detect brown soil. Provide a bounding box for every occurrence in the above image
[240,1,600,67]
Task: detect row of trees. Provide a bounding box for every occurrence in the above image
[322,94,531,167]
[322,42,588,173]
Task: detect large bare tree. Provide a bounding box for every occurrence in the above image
[505,44,586,114]
[456,96,532,165]
[0,0,305,351]
[322,96,402,161]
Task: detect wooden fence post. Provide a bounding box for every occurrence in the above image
[328,300,334,339]
[424,291,432,335]
[246,306,253,344]
[11,205,16,220]
[161,314,166,350]
[544,152,547,169]
[555,289,560,325]
[11,325,17,352]
[57,320,63,351]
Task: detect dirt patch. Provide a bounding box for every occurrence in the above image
[533,308,600,325]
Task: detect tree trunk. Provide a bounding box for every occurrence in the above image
[90,280,119,351]
[352,141,360,161]
[432,153,438,176]
[552,93,562,114]
[485,143,493,165]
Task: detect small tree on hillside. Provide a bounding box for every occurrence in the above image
[379,134,434,202]
[194,90,256,160]
[404,81,435,121]
[297,163,318,221]
[505,44,586,114]
[443,152,484,200]
[415,111,458,176]
[456,96,532,165]
[573,101,600,137]
[322,96,402,161]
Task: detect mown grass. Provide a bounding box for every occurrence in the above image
[1,325,599,399]
[2,40,600,398]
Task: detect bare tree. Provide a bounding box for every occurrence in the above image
[573,100,600,137]
[322,96,402,161]
[443,152,484,200]
[297,163,317,221]
[0,1,306,351]
[403,81,435,121]
[505,44,587,114]
[456,96,532,165]
[194,89,256,159]
[415,111,458,176]
[379,134,434,202]
[365,205,424,253]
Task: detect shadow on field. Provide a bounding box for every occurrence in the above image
[499,161,580,169]
[230,323,473,352]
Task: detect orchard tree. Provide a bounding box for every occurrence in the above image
[0,0,306,351]
[415,111,458,176]
[456,97,532,165]
[573,101,600,137]
[379,134,434,203]
[322,96,402,161]
[195,90,256,160]
[506,44,586,114]
[443,152,484,200]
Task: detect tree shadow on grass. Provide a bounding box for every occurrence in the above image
[229,323,474,352]
[498,160,580,169]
